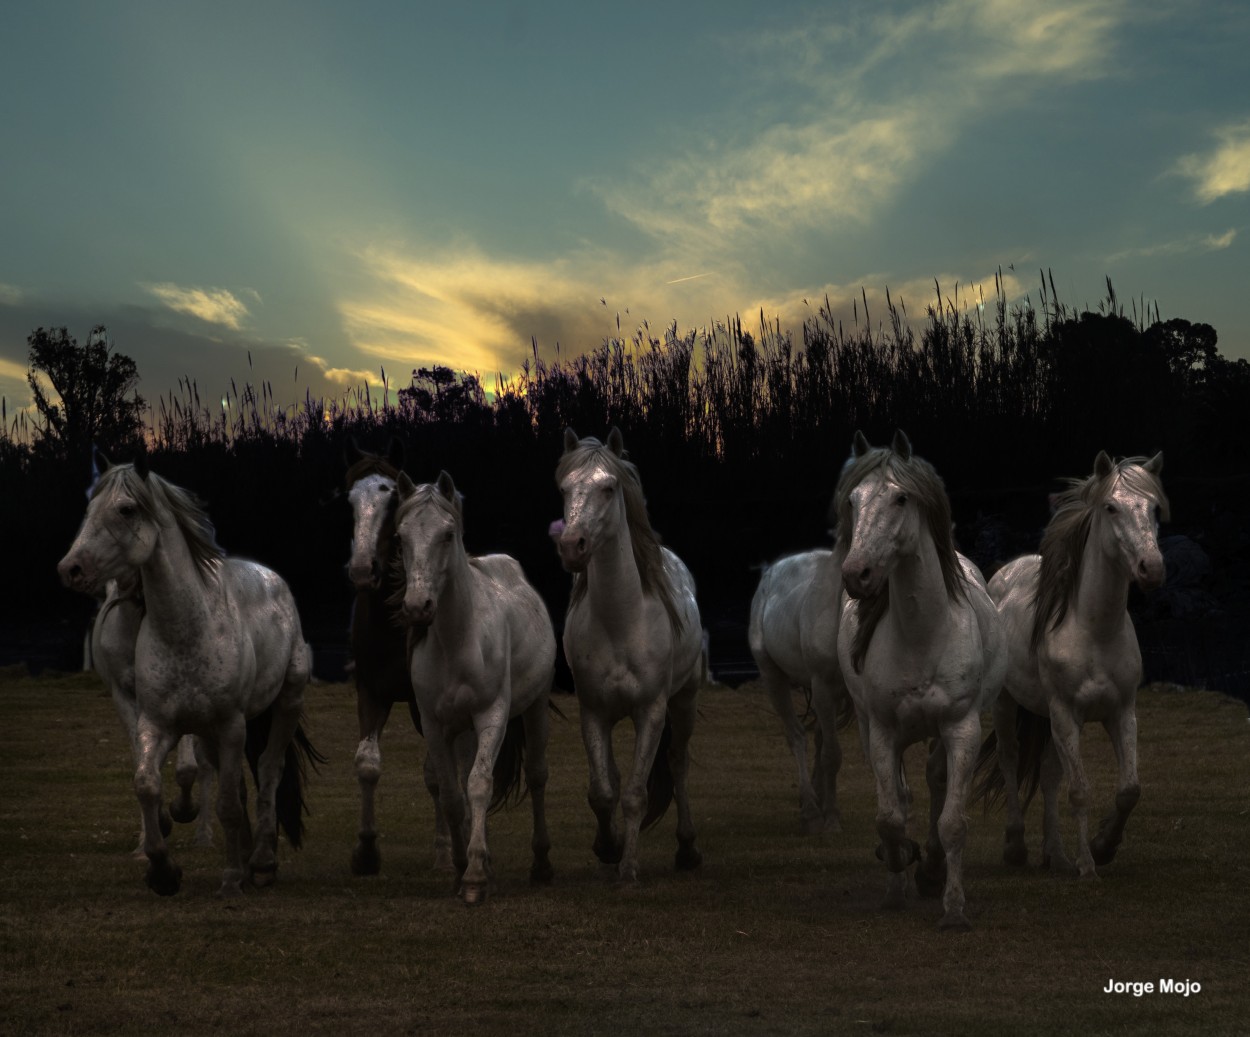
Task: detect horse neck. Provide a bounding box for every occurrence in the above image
[886,524,950,643]
[1072,518,1131,637]
[584,499,645,626]
[138,522,216,643]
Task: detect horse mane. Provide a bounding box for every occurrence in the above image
[1030,456,1169,655]
[832,442,967,674]
[91,464,225,581]
[345,449,402,490]
[555,435,685,636]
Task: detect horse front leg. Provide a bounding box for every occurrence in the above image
[170,735,200,825]
[580,706,622,868]
[760,661,820,832]
[461,701,510,905]
[1038,738,1075,874]
[351,692,394,876]
[134,716,180,895]
[992,693,1029,866]
[191,738,216,848]
[248,684,305,888]
[935,713,981,931]
[1090,705,1140,867]
[618,699,669,884]
[212,718,249,897]
[667,681,702,871]
[1048,703,1096,879]
[866,722,911,911]
[522,696,554,885]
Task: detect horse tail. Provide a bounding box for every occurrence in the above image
[642,718,675,831]
[835,688,857,731]
[245,711,327,850]
[971,708,1049,811]
[488,715,527,814]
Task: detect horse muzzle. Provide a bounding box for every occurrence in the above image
[346,558,380,591]
[556,528,590,573]
[841,559,883,600]
[1134,554,1166,592]
[57,555,98,596]
[402,595,436,627]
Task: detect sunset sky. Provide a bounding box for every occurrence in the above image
[2,0,1248,419]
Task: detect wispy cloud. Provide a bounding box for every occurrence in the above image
[0,283,27,307]
[1175,119,1250,204]
[593,0,1130,251]
[141,282,253,330]
[1107,228,1238,263]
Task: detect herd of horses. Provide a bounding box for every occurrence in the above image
[55,428,1168,931]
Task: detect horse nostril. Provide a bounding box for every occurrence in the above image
[577,537,586,553]
[69,565,83,582]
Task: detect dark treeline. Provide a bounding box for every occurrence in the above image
[3,274,1248,692]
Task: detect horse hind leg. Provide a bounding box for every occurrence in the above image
[760,662,821,833]
[809,677,847,834]
[916,738,948,899]
[1089,710,1140,867]
[992,695,1029,866]
[523,696,554,885]
[667,682,702,872]
[1039,736,1076,876]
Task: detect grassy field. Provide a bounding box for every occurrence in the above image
[1,666,1247,1036]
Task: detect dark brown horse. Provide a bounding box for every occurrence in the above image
[345,439,450,874]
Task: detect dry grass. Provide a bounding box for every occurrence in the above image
[1,667,1247,1036]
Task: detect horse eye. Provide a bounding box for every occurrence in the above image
[442,531,454,543]
[895,493,908,506]
[119,504,136,518]
[1105,503,1117,514]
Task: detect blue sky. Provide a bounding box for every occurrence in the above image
[2,0,1248,420]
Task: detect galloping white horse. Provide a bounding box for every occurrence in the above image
[836,431,1006,930]
[89,575,216,855]
[555,428,703,881]
[394,471,556,904]
[749,540,853,834]
[57,457,319,896]
[976,451,1166,878]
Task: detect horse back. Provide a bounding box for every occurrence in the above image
[749,549,834,684]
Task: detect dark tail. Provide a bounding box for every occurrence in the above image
[971,707,1050,812]
[835,689,856,731]
[642,719,675,831]
[245,711,327,850]
[489,715,526,814]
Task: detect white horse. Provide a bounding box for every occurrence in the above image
[90,576,216,855]
[555,428,703,881]
[836,431,1006,931]
[57,456,320,896]
[394,471,556,904]
[343,439,451,875]
[975,451,1166,878]
[749,540,853,834]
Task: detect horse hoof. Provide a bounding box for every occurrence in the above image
[169,799,199,825]
[145,858,182,897]
[158,808,173,838]
[1003,841,1029,867]
[915,864,946,899]
[351,839,382,877]
[530,859,555,886]
[460,882,487,905]
[593,836,624,866]
[937,912,973,933]
[1090,834,1120,867]
[675,844,703,872]
[250,863,277,889]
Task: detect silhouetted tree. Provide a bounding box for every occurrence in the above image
[26,325,146,465]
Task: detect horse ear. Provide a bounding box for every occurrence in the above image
[386,436,405,469]
[852,430,871,457]
[563,427,580,454]
[1094,450,1114,479]
[607,427,625,457]
[436,470,456,501]
[396,472,416,500]
[93,446,112,473]
[345,436,364,467]
[133,448,150,480]
[892,429,912,460]
[1143,451,1163,476]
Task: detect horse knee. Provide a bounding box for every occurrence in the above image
[355,737,382,784]
[876,808,905,844]
[134,768,161,803]
[938,812,968,850]
[621,786,647,821]
[1115,783,1140,813]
